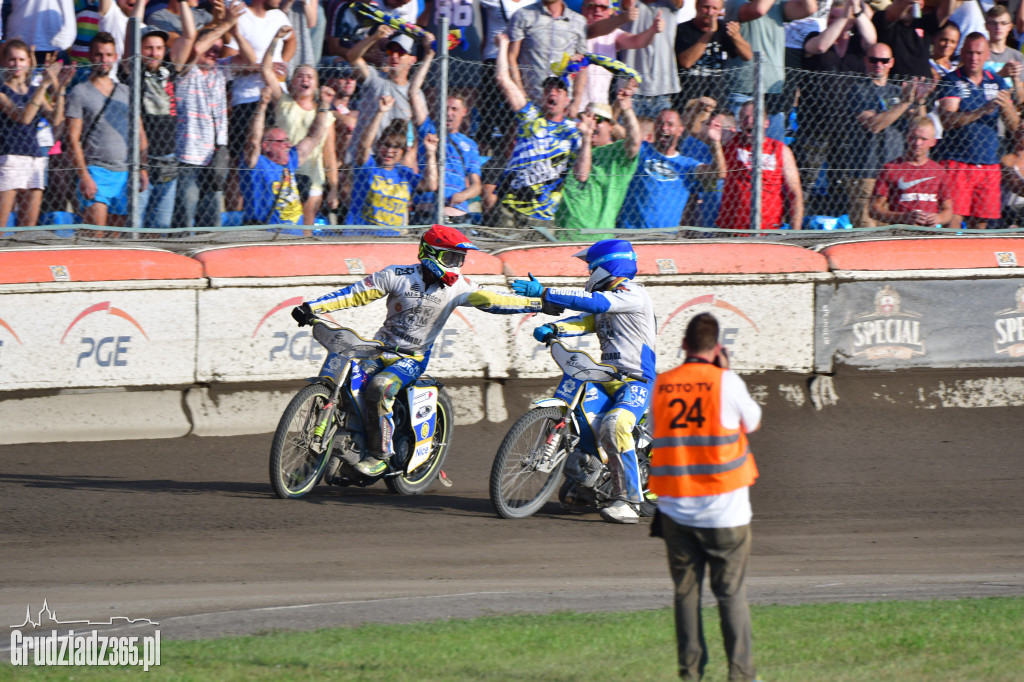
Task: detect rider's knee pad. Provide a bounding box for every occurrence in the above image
[600,408,637,457]
[367,372,402,415]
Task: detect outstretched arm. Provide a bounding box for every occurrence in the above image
[261,26,293,103]
[296,86,336,166]
[495,33,528,112]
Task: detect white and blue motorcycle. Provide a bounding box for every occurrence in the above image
[269,321,453,499]
[489,341,653,519]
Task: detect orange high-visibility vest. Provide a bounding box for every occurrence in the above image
[649,360,758,498]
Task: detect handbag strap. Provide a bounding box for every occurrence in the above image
[264,167,289,224]
[82,83,117,148]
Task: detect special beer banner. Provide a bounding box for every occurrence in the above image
[815,280,1024,372]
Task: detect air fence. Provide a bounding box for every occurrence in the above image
[2,237,1024,445]
[4,24,1024,249]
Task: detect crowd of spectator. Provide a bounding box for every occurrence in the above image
[3,0,1024,236]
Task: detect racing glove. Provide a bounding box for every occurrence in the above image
[291,303,317,327]
[533,324,558,344]
[511,273,545,298]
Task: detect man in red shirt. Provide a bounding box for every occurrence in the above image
[717,100,803,230]
[870,118,953,226]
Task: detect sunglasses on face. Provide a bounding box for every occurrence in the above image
[585,3,611,9]
[867,56,892,64]
[265,137,290,145]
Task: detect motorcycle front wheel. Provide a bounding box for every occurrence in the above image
[385,389,454,495]
[489,407,569,519]
[269,383,334,499]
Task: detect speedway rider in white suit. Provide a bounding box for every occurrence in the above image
[513,239,657,524]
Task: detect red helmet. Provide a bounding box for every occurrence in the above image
[419,224,478,286]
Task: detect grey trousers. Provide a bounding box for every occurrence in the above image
[660,516,755,682]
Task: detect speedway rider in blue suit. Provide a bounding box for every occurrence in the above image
[512,239,657,524]
[292,224,549,477]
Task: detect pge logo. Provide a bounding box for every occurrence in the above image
[60,301,148,368]
[254,297,325,362]
[659,294,760,358]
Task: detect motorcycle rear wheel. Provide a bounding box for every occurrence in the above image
[385,389,454,495]
[489,407,569,519]
[269,383,334,499]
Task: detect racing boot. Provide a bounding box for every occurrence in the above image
[354,453,388,477]
[599,499,640,524]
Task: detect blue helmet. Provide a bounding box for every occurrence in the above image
[573,239,637,291]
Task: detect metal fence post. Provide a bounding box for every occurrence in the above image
[435,16,449,227]
[750,51,765,233]
[127,16,141,237]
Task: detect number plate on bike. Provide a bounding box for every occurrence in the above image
[313,324,383,359]
[550,342,618,382]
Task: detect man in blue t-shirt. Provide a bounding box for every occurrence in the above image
[937,32,1020,229]
[408,40,482,225]
[242,84,336,226]
[617,107,724,230]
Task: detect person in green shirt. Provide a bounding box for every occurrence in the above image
[555,81,642,240]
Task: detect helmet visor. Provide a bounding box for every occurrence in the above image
[437,248,465,268]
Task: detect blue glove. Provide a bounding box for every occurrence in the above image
[511,273,545,298]
[533,324,557,344]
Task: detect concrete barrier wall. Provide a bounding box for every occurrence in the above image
[2,237,1023,443]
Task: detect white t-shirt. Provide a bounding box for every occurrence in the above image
[99,3,129,57]
[228,8,293,105]
[480,0,529,60]
[656,368,763,529]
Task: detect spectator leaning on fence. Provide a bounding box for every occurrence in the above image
[408,39,483,226]
[122,22,187,231]
[555,84,642,240]
[724,0,816,141]
[172,5,242,229]
[484,32,582,237]
[66,32,149,229]
[797,0,876,218]
[242,83,336,226]
[261,26,339,225]
[0,44,71,228]
[847,42,932,227]
[870,117,952,226]
[718,99,802,230]
[873,0,958,78]
[345,95,438,229]
[506,0,588,109]
[675,0,751,104]
[936,31,1020,230]
[617,105,725,230]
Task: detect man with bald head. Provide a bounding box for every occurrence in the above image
[617,106,725,230]
[846,42,931,226]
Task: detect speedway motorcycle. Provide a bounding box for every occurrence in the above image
[489,340,653,519]
[269,321,453,499]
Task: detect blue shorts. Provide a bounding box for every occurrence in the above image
[78,166,129,216]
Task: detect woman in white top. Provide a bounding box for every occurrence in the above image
[261,26,339,226]
[929,22,960,79]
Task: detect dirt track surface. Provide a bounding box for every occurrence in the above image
[2,376,1023,643]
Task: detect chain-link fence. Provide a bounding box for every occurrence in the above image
[3,18,1024,250]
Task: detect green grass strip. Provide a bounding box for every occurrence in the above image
[3,597,1022,681]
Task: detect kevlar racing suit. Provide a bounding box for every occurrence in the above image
[543,278,657,505]
[308,264,542,456]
